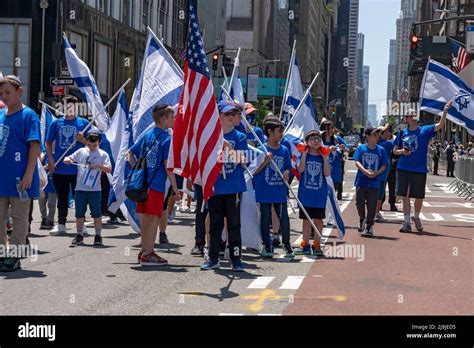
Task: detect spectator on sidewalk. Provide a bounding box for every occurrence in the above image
[445,141,456,178]
[432,142,441,175]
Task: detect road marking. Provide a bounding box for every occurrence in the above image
[301,256,316,263]
[247,276,275,289]
[241,290,285,313]
[295,295,347,302]
[279,276,305,290]
[219,313,244,316]
[425,185,432,193]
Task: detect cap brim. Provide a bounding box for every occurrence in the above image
[245,107,256,114]
[220,106,239,113]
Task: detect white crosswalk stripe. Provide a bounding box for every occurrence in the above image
[279,276,305,290]
[247,276,275,289]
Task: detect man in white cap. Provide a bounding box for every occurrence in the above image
[393,103,452,233]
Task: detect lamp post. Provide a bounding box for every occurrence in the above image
[246,59,280,101]
[39,0,49,102]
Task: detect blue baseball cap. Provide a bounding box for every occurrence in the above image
[218,99,239,114]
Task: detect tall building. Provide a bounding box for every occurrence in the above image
[347,0,359,124]
[363,65,370,125]
[394,0,417,101]
[367,104,377,126]
[288,0,336,113]
[0,0,190,108]
[386,39,397,103]
[225,0,291,109]
[355,32,364,125]
[197,0,227,51]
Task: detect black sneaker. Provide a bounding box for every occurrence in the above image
[159,233,169,244]
[272,235,282,248]
[94,235,103,246]
[283,243,295,258]
[70,234,84,247]
[40,219,50,230]
[0,257,21,272]
[390,205,398,212]
[191,244,204,256]
[107,217,119,225]
[357,219,366,232]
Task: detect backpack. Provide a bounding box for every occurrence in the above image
[125,132,166,203]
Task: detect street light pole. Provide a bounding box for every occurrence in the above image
[39,0,49,102]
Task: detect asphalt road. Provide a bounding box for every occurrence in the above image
[1,160,472,316]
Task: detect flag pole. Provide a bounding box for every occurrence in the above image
[52,78,132,168]
[227,47,242,102]
[221,86,322,239]
[284,72,320,133]
[279,40,297,121]
[38,100,65,116]
[147,26,185,77]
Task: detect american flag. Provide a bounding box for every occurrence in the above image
[449,38,469,73]
[167,0,223,202]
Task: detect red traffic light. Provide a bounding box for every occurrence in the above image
[212,54,219,61]
[411,35,419,44]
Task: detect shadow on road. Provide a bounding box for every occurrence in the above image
[0,269,47,279]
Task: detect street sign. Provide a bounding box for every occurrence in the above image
[52,86,65,96]
[466,25,474,54]
[61,68,70,77]
[247,74,259,102]
[50,77,74,86]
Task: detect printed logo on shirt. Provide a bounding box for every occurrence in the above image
[402,134,419,152]
[265,156,284,185]
[362,152,379,171]
[0,124,9,157]
[304,160,323,190]
[146,143,159,169]
[59,125,78,149]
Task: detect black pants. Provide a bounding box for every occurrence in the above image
[194,184,208,246]
[382,170,397,206]
[447,160,455,177]
[433,159,439,175]
[208,193,242,262]
[52,174,77,225]
[356,187,378,227]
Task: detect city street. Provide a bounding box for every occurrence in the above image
[1,160,472,316]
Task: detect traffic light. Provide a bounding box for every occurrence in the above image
[410,34,423,59]
[212,54,219,71]
[223,55,232,76]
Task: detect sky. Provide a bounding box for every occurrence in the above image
[359,0,401,119]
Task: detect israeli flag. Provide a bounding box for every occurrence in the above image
[324,177,346,239]
[282,56,317,126]
[63,35,109,132]
[107,90,140,233]
[131,31,184,141]
[40,104,54,149]
[420,59,474,135]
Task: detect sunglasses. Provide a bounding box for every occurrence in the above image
[307,136,322,143]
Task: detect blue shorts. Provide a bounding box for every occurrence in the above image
[377,180,387,200]
[75,191,102,218]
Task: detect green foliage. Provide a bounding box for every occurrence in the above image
[252,99,272,127]
[387,115,397,127]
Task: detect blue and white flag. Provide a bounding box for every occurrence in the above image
[324,176,346,240]
[40,104,54,148]
[420,59,474,135]
[63,35,109,132]
[131,31,184,141]
[107,90,140,233]
[282,57,317,126]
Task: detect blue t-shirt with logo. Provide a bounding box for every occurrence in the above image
[213,129,248,195]
[378,139,395,181]
[130,127,170,194]
[0,107,41,198]
[297,153,328,208]
[324,135,346,183]
[246,126,266,146]
[254,145,291,203]
[395,125,435,173]
[353,144,389,189]
[46,116,90,175]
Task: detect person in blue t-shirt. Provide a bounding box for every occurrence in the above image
[296,130,331,257]
[201,100,248,272]
[45,95,89,235]
[375,124,396,223]
[354,127,388,237]
[320,120,347,200]
[128,106,180,267]
[0,75,41,272]
[393,104,450,233]
[254,118,293,258]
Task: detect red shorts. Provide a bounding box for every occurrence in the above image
[136,189,165,216]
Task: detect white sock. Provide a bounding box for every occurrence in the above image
[404,214,410,224]
[414,212,420,219]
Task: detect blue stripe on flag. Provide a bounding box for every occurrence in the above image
[428,61,474,94]
[421,98,474,130]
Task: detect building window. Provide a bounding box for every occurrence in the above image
[123,0,133,27]
[97,0,110,14]
[143,0,151,32]
[95,41,111,95]
[172,0,185,52]
[69,31,87,61]
[158,0,168,41]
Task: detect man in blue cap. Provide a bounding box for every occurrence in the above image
[200,99,248,272]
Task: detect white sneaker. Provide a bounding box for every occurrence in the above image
[167,216,174,224]
[82,225,89,236]
[375,212,388,223]
[182,207,191,213]
[50,224,66,235]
